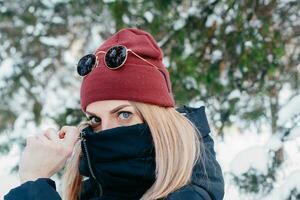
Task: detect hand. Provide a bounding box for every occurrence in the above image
[19,126,80,184]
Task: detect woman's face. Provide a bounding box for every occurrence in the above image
[85,100,144,132]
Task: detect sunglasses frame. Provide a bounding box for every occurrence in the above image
[79,45,160,77]
[97,45,128,70]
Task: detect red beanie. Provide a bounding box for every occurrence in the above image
[80,28,175,112]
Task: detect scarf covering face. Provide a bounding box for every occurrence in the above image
[79,123,156,199]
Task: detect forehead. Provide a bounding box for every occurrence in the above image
[85,100,133,114]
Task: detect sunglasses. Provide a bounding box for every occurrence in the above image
[77,45,160,76]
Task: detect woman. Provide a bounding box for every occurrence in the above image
[5,28,224,200]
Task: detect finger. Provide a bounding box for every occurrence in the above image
[43,128,60,142]
[25,136,37,146]
[36,134,52,146]
[25,135,45,151]
[59,126,80,147]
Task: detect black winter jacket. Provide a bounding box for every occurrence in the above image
[4,105,224,200]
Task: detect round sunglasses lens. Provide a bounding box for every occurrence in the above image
[77,54,96,76]
[105,46,127,69]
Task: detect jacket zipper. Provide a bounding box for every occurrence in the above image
[80,130,103,197]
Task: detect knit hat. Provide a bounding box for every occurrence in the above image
[79,28,175,112]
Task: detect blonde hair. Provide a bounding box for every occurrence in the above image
[62,101,205,200]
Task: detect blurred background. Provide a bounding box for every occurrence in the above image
[0,0,299,199]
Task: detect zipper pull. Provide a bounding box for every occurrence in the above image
[79,129,87,141]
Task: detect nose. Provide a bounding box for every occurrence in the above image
[100,119,118,131]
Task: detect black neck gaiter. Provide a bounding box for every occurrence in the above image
[79,123,156,200]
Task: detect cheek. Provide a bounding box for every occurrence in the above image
[132,114,144,124]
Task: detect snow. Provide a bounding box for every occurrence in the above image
[278,94,300,125]
[31,58,52,76]
[25,25,34,34]
[52,16,65,24]
[39,36,69,47]
[213,123,300,200]
[144,11,154,23]
[278,83,294,105]
[280,171,300,198]
[183,76,198,90]
[122,14,130,24]
[187,6,198,16]
[225,25,236,34]
[233,69,243,78]
[214,124,272,172]
[0,58,14,79]
[173,18,186,30]
[103,0,115,3]
[205,14,223,27]
[279,0,298,3]
[41,70,80,117]
[183,38,193,58]
[267,54,273,62]
[249,19,262,28]
[228,89,241,100]
[173,2,202,30]
[229,146,270,176]
[41,0,69,7]
[0,143,20,199]
[188,99,205,108]
[211,50,222,62]
[91,26,104,49]
[264,170,300,200]
[32,23,45,36]
[245,41,253,48]
[163,56,170,68]
[266,135,283,151]
[63,38,85,66]
[289,126,300,139]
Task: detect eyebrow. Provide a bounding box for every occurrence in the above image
[85,104,132,117]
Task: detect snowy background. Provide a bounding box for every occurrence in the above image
[1,0,300,199]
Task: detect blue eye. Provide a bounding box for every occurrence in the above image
[118,111,132,120]
[88,116,101,125]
